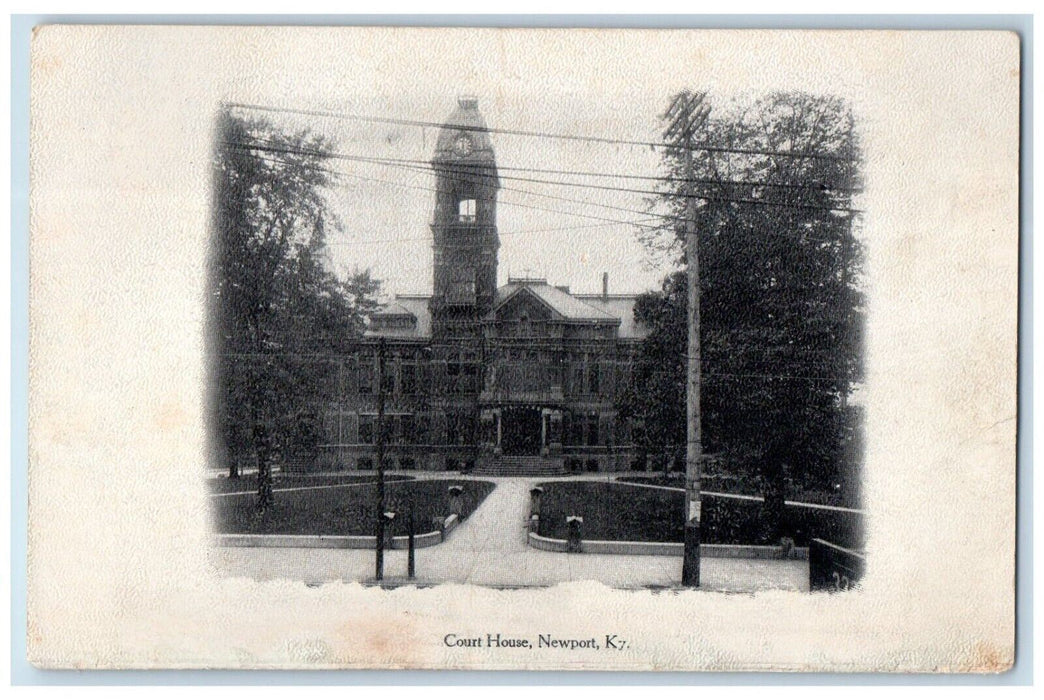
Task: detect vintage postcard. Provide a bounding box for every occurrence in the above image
[26,26,1018,671]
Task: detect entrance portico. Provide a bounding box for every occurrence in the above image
[486,406,563,456]
[501,406,542,455]
[477,406,564,474]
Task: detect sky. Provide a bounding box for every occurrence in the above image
[219,29,874,304]
[239,92,685,301]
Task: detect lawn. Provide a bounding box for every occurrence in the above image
[207,473,415,495]
[212,478,496,536]
[538,481,863,548]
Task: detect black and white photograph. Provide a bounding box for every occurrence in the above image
[207,91,865,592]
[25,25,1018,672]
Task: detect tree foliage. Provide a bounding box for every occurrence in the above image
[210,109,381,472]
[622,92,865,505]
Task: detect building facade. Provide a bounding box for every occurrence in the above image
[314,97,650,475]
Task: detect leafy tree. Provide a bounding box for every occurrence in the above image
[616,273,687,478]
[623,92,865,510]
[210,109,380,500]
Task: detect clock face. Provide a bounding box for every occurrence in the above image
[454,133,473,156]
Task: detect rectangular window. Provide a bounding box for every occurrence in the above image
[417,363,431,395]
[359,416,375,445]
[448,362,476,395]
[342,358,358,395]
[400,364,416,396]
[462,363,478,393]
[401,415,416,444]
[446,414,459,445]
[323,411,339,444]
[588,362,600,395]
[586,413,600,446]
[358,362,374,395]
[567,362,581,396]
[416,414,430,445]
[445,412,475,445]
[462,413,476,444]
[450,281,476,304]
[567,413,583,446]
[458,199,476,223]
[449,268,477,304]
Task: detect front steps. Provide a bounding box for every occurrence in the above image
[474,455,566,477]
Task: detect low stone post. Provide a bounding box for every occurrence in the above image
[566,515,583,553]
[448,485,465,517]
[382,511,396,549]
[529,486,544,518]
[529,514,540,534]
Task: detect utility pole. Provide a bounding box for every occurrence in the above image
[407,503,416,579]
[375,336,387,581]
[665,91,710,587]
[474,331,485,472]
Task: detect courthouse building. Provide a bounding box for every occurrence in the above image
[318,97,650,475]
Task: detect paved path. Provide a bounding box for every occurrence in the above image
[209,476,809,591]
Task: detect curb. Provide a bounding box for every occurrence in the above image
[527,531,808,559]
[214,516,459,550]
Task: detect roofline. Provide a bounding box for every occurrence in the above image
[558,318,621,325]
[483,317,620,326]
[495,282,620,321]
[506,276,549,284]
[491,284,564,320]
[574,293,646,300]
[359,335,431,344]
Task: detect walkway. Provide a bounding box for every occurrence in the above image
[209,476,809,591]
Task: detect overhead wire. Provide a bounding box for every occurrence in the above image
[232,147,859,252]
[226,100,859,163]
[230,137,860,193]
[242,149,673,229]
[227,139,864,216]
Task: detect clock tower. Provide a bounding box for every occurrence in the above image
[430,96,500,339]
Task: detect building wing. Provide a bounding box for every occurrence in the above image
[365,295,432,338]
[574,295,650,339]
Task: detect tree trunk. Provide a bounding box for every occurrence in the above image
[255,422,274,514]
[762,456,787,543]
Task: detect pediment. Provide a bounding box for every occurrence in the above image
[492,287,558,322]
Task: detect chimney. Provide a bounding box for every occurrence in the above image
[602,272,609,302]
